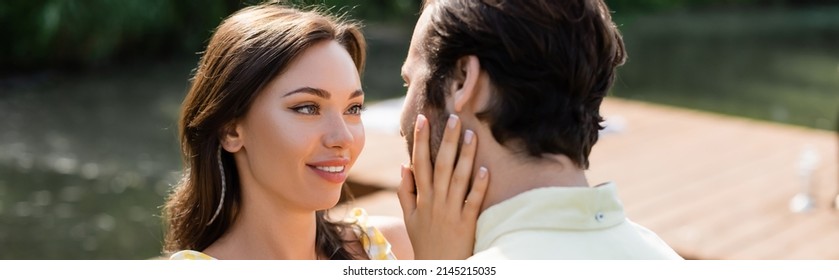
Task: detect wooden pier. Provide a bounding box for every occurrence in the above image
[342,97,839,260]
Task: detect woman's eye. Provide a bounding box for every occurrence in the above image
[346,104,365,115]
[292,105,319,115]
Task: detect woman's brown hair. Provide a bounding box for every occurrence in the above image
[162,3,366,259]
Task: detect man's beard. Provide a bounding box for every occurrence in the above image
[402,86,452,167]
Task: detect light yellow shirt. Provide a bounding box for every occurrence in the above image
[170,208,396,260]
[469,182,683,260]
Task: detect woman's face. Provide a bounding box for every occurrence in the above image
[230,40,364,212]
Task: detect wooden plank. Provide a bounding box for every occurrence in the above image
[783,225,839,259]
[725,211,839,259]
[586,99,839,260]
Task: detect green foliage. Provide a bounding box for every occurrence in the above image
[0,0,423,73]
[1,0,835,74]
[0,0,236,73]
[315,0,419,22]
[607,0,759,13]
[605,0,834,14]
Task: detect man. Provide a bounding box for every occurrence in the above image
[398,0,682,259]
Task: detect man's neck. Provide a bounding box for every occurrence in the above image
[475,140,590,213]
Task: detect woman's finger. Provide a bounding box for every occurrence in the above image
[411,114,433,207]
[447,129,477,209]
[463,166,489,220]
[432,114,461,208]
[396,164,417,219]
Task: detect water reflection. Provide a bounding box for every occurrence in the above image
[0,59,190,259]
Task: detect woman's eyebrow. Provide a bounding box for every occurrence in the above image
[349,89,364,99]
[284,88,364,99]
[283,87,330,98]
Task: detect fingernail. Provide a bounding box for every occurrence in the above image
[416,114,425,130]
[447,114,458,129]
[479,166,488,179]
[464,129,474,144]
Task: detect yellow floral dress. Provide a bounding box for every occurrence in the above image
[169,208,396,260]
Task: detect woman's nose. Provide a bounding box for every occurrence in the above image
[323,115,354,149]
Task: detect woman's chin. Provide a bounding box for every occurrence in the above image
[312,190,344,211]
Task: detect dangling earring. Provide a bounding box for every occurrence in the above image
[207,145,226,226]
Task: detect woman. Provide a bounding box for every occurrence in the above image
[163,3,487,260]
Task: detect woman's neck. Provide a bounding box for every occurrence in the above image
[203,191,319,260]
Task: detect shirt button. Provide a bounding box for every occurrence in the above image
[595,212,605,222]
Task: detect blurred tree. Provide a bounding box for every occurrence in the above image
[318,0,419,22]
[1,0,834,75]
[0,0,238,74]
[606,0,837,13]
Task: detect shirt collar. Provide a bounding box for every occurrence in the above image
[474,182,626,253]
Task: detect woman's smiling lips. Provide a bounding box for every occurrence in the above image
[307,158,350,184]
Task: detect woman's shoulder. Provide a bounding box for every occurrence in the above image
[169,250,217,260]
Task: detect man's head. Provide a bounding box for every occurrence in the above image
[400,0,626,168]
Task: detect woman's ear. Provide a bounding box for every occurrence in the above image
[219,121,244,153]
[450,55,483,113]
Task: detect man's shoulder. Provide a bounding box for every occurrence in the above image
[469,219,683,260]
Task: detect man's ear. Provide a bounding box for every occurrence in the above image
[219,121,244,153]
[450,55,482,113]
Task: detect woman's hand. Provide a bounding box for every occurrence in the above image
[397,114,489,260]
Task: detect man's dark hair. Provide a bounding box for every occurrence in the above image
[421,0,626,168]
